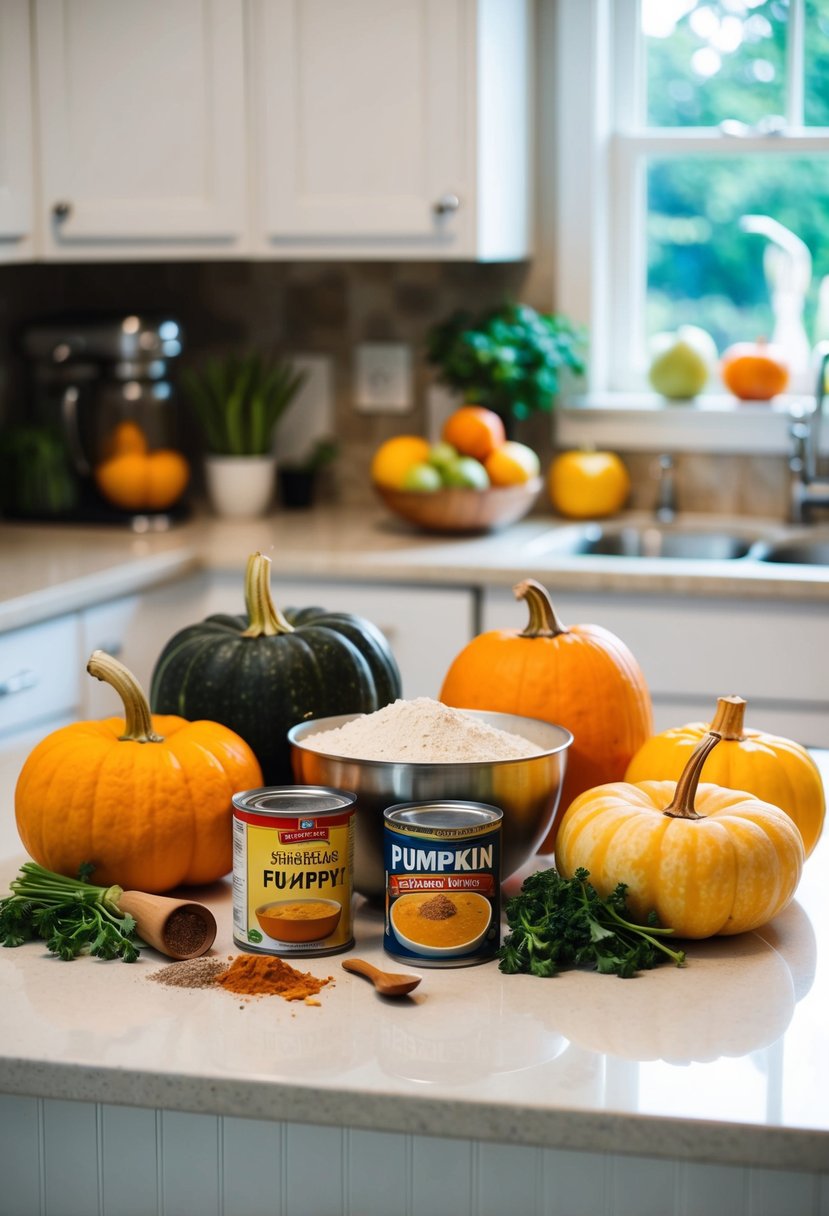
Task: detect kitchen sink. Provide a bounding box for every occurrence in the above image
[747,535,829,566]
[522,522,758,562]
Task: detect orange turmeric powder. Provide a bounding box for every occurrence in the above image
[217,954,331,1001]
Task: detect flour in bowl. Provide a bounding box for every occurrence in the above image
[301,698,543,762]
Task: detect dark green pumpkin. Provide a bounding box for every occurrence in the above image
[149,552,402,784]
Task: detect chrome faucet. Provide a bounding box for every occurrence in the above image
[654,454,678,522]
[789,342,829,523]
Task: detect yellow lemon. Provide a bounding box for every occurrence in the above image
[371,435,431,489]
[548,450,630,519]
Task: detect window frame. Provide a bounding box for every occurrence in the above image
[554,0,829,399]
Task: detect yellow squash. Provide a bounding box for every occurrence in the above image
[15,651,263,893]
[556,731,804,938]
[624,695,825,857]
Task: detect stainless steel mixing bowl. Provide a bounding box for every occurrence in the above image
[288,710,572,900]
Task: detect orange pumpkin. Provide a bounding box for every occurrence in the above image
[721,339,789,401]
[624,695,825,858]
[439,579,653,849]
[557,731,805,938]
[15,651,263,893]
[94,448,190,512]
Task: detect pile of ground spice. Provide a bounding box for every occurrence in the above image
[148,958,229,989]
[418,894,457,920]
[217,954,332,1002]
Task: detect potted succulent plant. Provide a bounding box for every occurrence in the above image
[426,301,587,428]
[181,351,307,518]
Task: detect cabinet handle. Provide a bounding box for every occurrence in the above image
[433,193,460,215]
[52,201,73,221]
[0,669,38,697]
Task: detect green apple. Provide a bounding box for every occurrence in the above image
[442,456,490,490]
[401,461,442,492]
[648,325,718,400]
[427,441,458,473]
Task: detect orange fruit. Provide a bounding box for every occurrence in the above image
[370,435,431,489]
[484,440,540,486]
[441,406,506,461]
[547,450,630,519]
[94,450,190,512]
[102,420,148,460]
[721,339,789,401]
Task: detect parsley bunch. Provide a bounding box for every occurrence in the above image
[499,867,686,979]
[0,861,141,963]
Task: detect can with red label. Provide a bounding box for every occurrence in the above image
[232,785,356,957]
[383,800,502,967]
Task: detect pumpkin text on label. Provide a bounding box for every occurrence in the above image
[14,651,263,893]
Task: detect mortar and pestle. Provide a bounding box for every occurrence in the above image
[118,891,217,960]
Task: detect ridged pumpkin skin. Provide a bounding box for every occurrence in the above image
[15,652,263,893]
[439,579,653,849]
[150,552,402,785]
[624,696,825,858]
[556,733,804,938]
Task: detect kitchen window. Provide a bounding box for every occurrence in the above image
[554,0,829,414]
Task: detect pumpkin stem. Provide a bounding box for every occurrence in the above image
[709,695,746,741]
[514,579,569,638]
[663,731,722,820]
[241,551,295,638]
[86,651,164,744]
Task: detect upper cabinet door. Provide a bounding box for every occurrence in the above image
[0,0,34,260]
[252,0,532,260]
[34,0,248,256]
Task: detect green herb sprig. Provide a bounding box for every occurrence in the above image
[499,867,686,979]
[0,861,141,963]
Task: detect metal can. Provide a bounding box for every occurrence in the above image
[383,800,502,968]
[232,785,356,957]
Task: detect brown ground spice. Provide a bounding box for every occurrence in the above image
[148,958,229,989]
[217,954,332,1001]
[418,893,457,920]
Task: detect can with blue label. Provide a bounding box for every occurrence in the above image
[383,800,502,967]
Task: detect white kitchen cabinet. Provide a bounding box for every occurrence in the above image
[80,573,212,718]
[202,573,476,699]
[482,586,829,747]
[0,0,34,262]
[235,0,531,259]
[32,0,248,260]
[0,616,81,856]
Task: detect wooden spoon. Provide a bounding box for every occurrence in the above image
[342,957,422,997]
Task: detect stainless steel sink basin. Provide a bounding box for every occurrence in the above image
[747,537,829,565]
[523,522,757,561]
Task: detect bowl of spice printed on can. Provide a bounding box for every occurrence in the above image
[384,800,502,967]
[255,897,342,944]
[232,785,356,958]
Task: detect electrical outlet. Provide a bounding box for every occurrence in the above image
[354,343,413,413]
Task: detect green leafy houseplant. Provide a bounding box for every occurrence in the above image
[181,352,307,457]
[426,302,587,422]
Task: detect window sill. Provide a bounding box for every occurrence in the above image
[556,393,823,456]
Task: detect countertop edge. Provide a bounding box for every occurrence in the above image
[1,1060,826,1172]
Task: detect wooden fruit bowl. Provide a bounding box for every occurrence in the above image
[374,477,542,534]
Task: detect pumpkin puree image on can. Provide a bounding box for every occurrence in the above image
[384,800,502,967]
[232,786,356,957]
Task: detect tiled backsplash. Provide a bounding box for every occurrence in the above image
[0,260,790,520]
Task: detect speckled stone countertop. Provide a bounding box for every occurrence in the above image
[1,505,829,632]
[0,756,827,1172]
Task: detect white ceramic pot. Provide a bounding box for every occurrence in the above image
[204,455,276,519]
